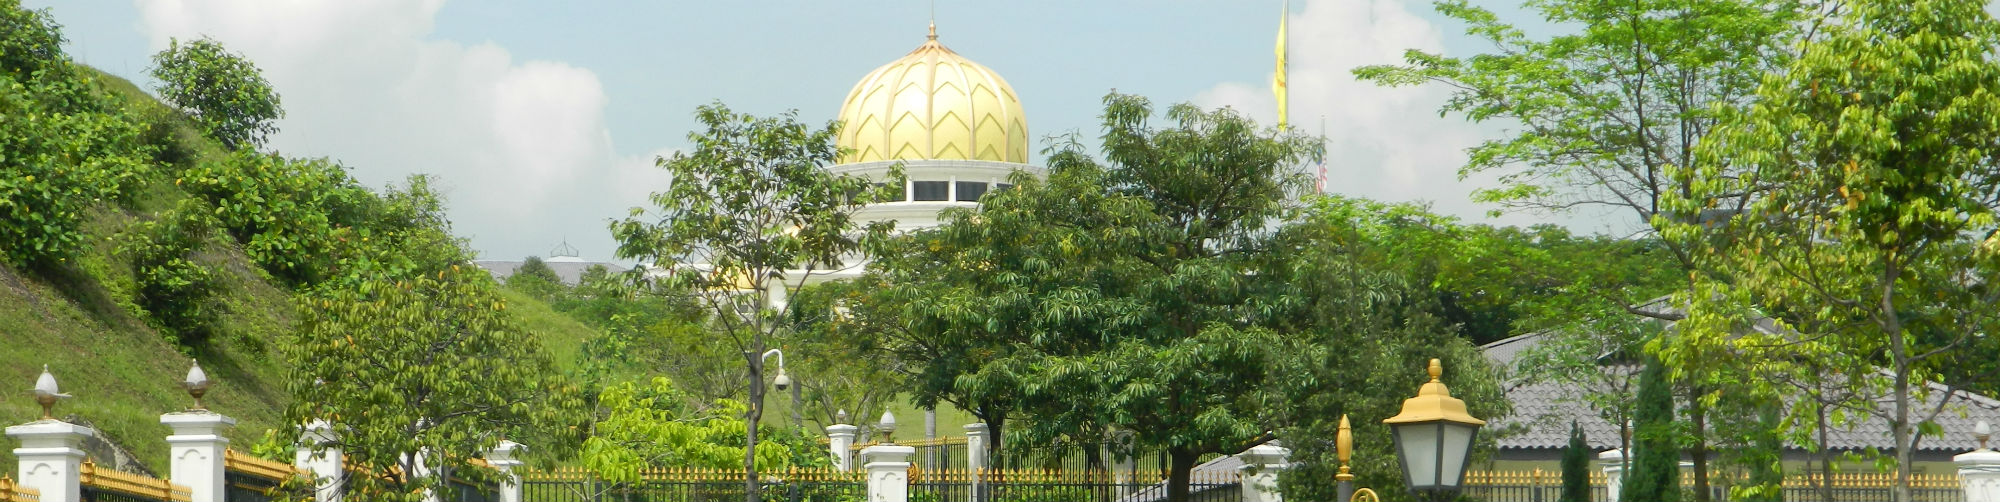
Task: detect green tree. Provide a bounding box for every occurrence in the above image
[608,102,895,502]
[868,94,1321,502]
[150,36,283,151]
[0,1,151,270]
[580,377,798,484]
[1561,421,1590,502]
[506,255,565,301]
[1356,0,1814,494]
[1624,358,1678,502]
[288,267,588,502]
[1664,0,2000,498]
[118,199,224,346]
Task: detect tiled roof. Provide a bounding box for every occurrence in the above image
[1482,333,2000,452]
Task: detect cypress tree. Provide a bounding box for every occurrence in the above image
[1561,421,1591,502]
[1623,357,1679,502]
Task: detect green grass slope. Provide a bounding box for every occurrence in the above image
[0,67,601,473]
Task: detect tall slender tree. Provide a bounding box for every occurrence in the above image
[1623,358,1679,502]
[609,103,896,502]
[1666,0,2000,498]
[1561,421,1591,502]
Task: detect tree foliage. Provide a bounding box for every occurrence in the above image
[1663,0,2000,498]
[0,1,152,269]
[609,102,896,502]
[580,377,811,483]
[150,36,283,151]
[1623,358,1678,502]
[1561,422,1590,502]
[288,267,589,502]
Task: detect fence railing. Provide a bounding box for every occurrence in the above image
[1461,469,1964,502]
[77,461,190,502]
[520,467,864,502]
[907,467,1239,502]
[0,477,39,502]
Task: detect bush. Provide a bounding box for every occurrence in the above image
[0,2,154,269]
[119,199,223,346]
[179,151,369,285]
[149,37,283,151]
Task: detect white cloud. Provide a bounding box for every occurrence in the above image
[134,0,672,261]
[1193,0,1546,228]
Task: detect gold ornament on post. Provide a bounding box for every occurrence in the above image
[1336,414,1355,482]
[32,365,71,420]
[183,359,213,411]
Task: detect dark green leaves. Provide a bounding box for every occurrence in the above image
[149,37,283,151]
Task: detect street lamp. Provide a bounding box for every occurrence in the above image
[762,349,790,391]
[1382,359,1485,502]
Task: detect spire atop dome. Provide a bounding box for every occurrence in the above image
[928,21,937,41]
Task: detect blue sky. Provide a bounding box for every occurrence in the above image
[28,0,1574,262]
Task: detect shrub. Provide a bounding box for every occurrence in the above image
[119,199,224,346]
[149,37,283,151]
[179,151,369,285]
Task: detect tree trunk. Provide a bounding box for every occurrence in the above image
[1690,399,1710,502]
[746,346,766,502]
[1166,448,1197,502]
[1883,264,1912,502]
[1818,394,1834,502]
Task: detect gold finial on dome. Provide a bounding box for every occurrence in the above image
[835,23,1029,164]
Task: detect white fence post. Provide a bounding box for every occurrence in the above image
[8,419,92,502]
[161,411,235,502]
[828,423,859,471]
[964,423,987,502]
[861,444,915,502]
[1110,431,1136,500]
[1958,447,2000,502]
[1237,443,1289,502]
[488,441,525,502]
[1599,449,1625,502]
[295,420,343,502]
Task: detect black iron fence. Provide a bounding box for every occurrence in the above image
[910,468,1239,502]
[521,468,864,502]
[1460,469,1964,502]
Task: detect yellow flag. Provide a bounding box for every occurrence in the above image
[1272,5,1289,130]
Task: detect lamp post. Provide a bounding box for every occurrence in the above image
[1382,359,1485,502]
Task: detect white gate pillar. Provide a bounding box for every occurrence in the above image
[295,420,343,502]
[964,423,988,502]
[161,411,235,502]
[861,444,915,502]
[8,420,92,502]
[1237,443,1289,502]
[1599,449,1626,502]
[828,423,859,471]
[488,441,525,502]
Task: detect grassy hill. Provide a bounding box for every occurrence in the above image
[0,66,603,473]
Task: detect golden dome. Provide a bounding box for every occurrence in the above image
[836,25,1029,164]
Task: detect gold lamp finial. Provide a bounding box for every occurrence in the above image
[1335,414,1355,481]
[1383,358,1486,427]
